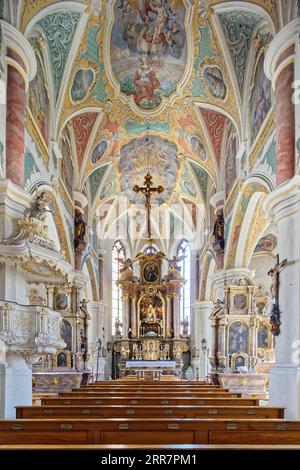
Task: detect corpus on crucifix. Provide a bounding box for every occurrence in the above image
[133,173,164,239]
[267,254,287,336]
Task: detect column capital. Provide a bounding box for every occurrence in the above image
[74,191,88,211]
[263,175,300,224]
[264,18,300,87]
[192,300,214,312]
[211,268,255,288]
[97,248,106,257]
[210,191,225,211]
[1,20,37,85]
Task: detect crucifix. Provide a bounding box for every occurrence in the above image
[267,254,287,336]
[133,173,164,240]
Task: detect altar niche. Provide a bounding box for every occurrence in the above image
[138,293,165,338]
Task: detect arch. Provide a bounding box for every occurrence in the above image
[177,239,191,328]
[199,251,216,301]
[225,178,270,269]
[82,255,99,302]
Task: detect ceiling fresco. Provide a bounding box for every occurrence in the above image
[107,0,191,112]
[21,0,278,242]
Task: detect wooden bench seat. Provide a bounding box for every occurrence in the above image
[73,387,227,395]
[1,418,300,445]
[83,385,222,390]
[16,405,284,420]
[42,397,259,406]
[65,390,241,398]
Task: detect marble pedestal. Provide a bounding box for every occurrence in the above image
[218,372,268,398]
[32,370,83,392]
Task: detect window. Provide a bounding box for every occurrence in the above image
[144,245,158,255]
[177,240,191,330]
[112,241,125,335]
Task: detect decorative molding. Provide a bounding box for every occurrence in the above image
[264,18,300,81]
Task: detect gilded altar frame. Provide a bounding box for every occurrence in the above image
[53,349,72,368]
[137,291,166,339]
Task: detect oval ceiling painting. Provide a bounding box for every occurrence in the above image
[118,135,180,204]
[108,0,191,112]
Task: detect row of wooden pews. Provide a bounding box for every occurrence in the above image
[1,380,300,445]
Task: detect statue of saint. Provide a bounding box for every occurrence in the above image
[213,210,225,249]
[74,210,86,242]
[29,192,51,221]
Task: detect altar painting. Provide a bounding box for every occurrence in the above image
[110,0,187,110]
[139,294,164,337]
[228,322,248,354]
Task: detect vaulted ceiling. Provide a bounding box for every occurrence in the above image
[21,0,278,251]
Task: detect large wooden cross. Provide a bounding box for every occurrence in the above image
[133,173,164,240]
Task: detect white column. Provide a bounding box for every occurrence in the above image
[191,300,214,379]
[87,300,107,379]
[0,355,32,419]
[263,176,300,418]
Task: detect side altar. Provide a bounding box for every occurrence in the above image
[209,278,275,397]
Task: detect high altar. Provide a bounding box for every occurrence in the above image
[113,250,190,379]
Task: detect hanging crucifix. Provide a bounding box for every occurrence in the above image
[133,173,164,240]
[267,254,287,336]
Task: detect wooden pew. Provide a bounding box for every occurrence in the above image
[1,419,300,445]
[61,392,241,399]
[79,387,225,393]
[16,405,284,420]
[42,397,259,407]
[80,382,220,390]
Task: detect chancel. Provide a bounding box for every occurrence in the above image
[0,0,300,452]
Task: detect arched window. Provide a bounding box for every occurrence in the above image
[177,240,191,330]
[112,240,125,335]
[144,245,158,255]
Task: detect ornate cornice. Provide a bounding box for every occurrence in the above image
[264,18,300,83]
[1,20,37,82]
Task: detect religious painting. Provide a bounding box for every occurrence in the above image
[60,131,74,196]
[143,261,159,283]
[55,293,68,311]
[234,354,246,368]
[258,323,269,349]
[183,179,197,197]
[110,0,188,110]
[225,122,237,197]
[118,135,179,204]
[203,66,226,100]
[29,40,50,145]
[233,293,246,310]
[91,140,108,164]
[190,135,207,161]
[140,294,163,320]
[250,53,271,143]
[228,322,248,354]
[139,294,163,337]
[56,350,71,368]
[254,234,277,253]
[71,68,95,103]
[60,319,72,351]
